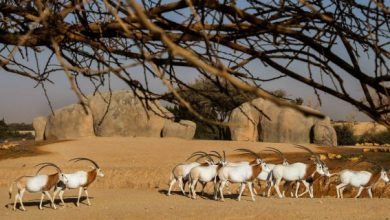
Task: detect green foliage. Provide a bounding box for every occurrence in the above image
[334,124,357,146]
[358,131,390,144]
[168,78,303,140]
[0,118,34,141]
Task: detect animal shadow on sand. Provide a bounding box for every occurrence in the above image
[158,189,240,201]
[5,196,93,210]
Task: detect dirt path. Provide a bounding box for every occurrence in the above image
[0,137,389,219]
[2,188,390,220]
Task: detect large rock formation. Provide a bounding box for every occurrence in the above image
[312,121,337,147]
[88,90,171,137]
[229,98,337,146]
[34,90,196,140]
[45,104,95,140]
[32,116,47,141]
[162,120,196,139]
[44,104,95,140]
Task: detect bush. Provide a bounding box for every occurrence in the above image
[358,131,390,145]
[334,124,357,146]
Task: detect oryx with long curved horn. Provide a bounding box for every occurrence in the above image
[216,148,271,201]
[260,147,290,196]
[335,159,389,198]
[52,157,104,207]
[9,162,68,211]
[269,145,330,198]
[188,152,227,199]
[167,151,214,196]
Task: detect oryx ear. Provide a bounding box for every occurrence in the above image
[89,165,95,170]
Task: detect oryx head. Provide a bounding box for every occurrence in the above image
[210,150,228,166]
[295,145,329,176]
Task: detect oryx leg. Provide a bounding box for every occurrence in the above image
[237,182,246,201]
[340,185,347,198]
[219,181,227,202]
[59,190,66,206]
[298,181,311,198]
[294,181,301,198]
[266,179,274,198]
[167,177,177,196]
[247,182,256,201]
[368,187,373,198]
[309,184,314,198]
[44,191,56,209]
[39,193,45,210]
[84,188,91,206]
[76,187,83,207]
[200,182,207,196]
[13,191,19,211]
[355,186,364,198]
[274,178,283,198]
[336,183,344,198]
[178,177,186,196]
[19,189,26,211]
[190,179,198,199]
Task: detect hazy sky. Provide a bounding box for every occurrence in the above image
[0,63,370,123]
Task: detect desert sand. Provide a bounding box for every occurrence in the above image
[0,137,389,219]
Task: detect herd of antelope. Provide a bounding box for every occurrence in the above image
[8,158,104,211]
[167,145,389,201]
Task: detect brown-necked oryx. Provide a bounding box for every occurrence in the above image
[9,162,68,211]
[335,160,389,198]
[269,145,330,198]
[52,158,104,207]
[216,148,271,202]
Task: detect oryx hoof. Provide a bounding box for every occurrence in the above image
[76,203,80,207]
[220,199,225,202]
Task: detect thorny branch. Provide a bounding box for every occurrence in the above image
[0,0,389,129]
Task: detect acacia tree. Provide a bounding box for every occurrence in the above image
[0,0,389,129]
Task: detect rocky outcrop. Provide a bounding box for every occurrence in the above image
[44,104,95,140]
[312,121,337,147]
[229,98,337,146]
[162,120,196,139]
[88,90,172,137]
[32,116,47,141]
[34,90,195,140]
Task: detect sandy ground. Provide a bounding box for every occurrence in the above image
[0,137,389,219]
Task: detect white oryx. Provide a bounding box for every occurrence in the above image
[269,145,330,198]
[335,160,389,198]
[51,158,104,207]
[262,147,290,196]
[167,151,214,196]
[216,148,271,202]
[9,162,68,211]
[188,152,226,199]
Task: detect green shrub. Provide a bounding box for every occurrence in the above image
[358,131,390,144]
[334,124,357,146]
